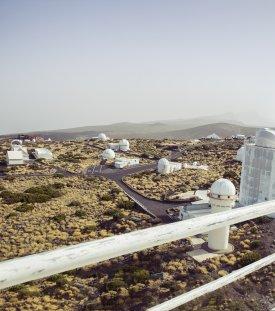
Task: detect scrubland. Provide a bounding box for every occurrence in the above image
[0,138,273,310]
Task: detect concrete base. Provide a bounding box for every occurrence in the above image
[202,242,234,254]
[188,236,205,246]
[187,243,234,263]
[187,249,220,263]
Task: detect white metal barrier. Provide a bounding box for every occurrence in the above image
[0,201,274,310]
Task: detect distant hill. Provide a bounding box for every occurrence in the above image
[152,123,258,139]
[3,122,258,140]
[1,113,270,140]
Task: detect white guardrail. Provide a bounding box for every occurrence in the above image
[0,201,275,311]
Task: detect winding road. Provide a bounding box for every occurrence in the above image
[1,150,187,223]
[85,150,186,222]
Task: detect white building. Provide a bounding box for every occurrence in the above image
[6,151,24,165]
[235,146,245,162]
[208,178,236,251]
[108,139,130,152]
[102,148,116,161]
[119,139,130,152]
[206,133,221,140]
[183,162,209,170]
[239,128,275,218]
[232,134,246,140]
[6,140,29,165]
[157,158,182,174]
[98,133,108,141]
[34,148,53,160]
[114,157,139,169]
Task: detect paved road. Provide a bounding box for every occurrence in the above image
[86,160,185,223]
[1,149,185,222]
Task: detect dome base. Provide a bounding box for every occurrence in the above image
[202,242,234,254]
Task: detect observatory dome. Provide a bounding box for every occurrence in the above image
[157,158,170,174]
[11,140,23,151]
[119,139,130,151]
[255,128,275,149]
[210,178,236,197]
[98,133,107,141]
[102,148,115,160]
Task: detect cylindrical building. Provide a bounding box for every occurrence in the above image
[208,178,236,251]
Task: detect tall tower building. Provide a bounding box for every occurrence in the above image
[239,128,275,213]
[208,178,236,251]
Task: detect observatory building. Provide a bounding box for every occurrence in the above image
[208,178,236,251]
[108,139,130,152]
[98,133,108,141]
[6,140,29,165]
[157,158,182,174]
[114,157,139,169]
[206,133,221,140]
[239,128,275,212]
[33,148,53,160]
[102,148,116,161]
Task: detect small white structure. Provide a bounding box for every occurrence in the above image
[108,142,120,151]
[6,151,24,165]
[6,140,29,165]
[114,157,139,169]
[206,133,221,140]
[34,148,53,160]
[98,133,108,141]
[232,134,246,140]
[235,146,245,162]
[183,162,209,171]
[108,139,130,152]
[119,139,130,152]
[102,148,115,161]
[157,158,182,174]
[208,178,236,251]
[239,128,275,218]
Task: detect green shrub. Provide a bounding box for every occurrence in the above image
[239,252,261,267]
[81,223,97,234]
[52,213,66,222]
[49,274,70,287]
[15,203,34,212]
[53,173,64,178]
[5,211,17,219]
[0,185,62,204]
[18,286,40,297]
[106,277,126,291]
[132,268,150,283]
[67,200,82,207]
[74,210,87,218]
[101,194,112,201]
[250,240,261,249]
[52,182,65,189]
[105,209,124,220]
[117,199,135,210]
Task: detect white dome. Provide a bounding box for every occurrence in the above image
[210,178,236,197]
[11,139,23,151]
[98,133,107,141]
[119,139,130,151]
[157,158,170,174]
[255,128,275,149]
[102,148,115,160]
[236,146,245,162]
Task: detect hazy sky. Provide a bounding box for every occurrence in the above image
[0,0,275,134]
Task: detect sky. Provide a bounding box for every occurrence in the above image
[0,0,275,134]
